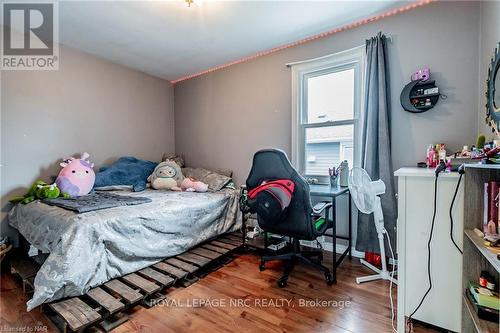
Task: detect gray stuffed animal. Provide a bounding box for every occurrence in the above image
[148,160,184,190]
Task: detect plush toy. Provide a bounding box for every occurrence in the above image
[36,183,61,199]
[180,178,208,192]
[10,181,69,204]
[411,67,431,82]
[55,152,95,197]
[148,160,184,190]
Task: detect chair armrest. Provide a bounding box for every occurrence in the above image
[312,201,333,236]
[312,201,332,215]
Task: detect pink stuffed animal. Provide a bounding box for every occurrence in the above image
[411,67,431,82]
[55,152,95,197]
[180,178,208,192]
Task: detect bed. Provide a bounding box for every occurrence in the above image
[8,188,241,311]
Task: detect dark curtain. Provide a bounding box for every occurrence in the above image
[356,32,397,253]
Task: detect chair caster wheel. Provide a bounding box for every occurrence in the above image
[259,262,265,271]
[325,273,334,285]
[277,278,288,288]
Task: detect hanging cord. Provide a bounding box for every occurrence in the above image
[449,172,464,255]
[407,171,441,331]
[385,230,397,333]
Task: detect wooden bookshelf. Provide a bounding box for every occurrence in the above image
[462,164,500,333]
[463,294,498,333]
[465,230,500,273]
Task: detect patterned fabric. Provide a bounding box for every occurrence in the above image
[43,192,152,213]
[213,168,233,178]
[8,188,241,310]
[182,167,231,192]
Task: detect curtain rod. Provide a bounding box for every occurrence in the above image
[286,34,393,68]
[286,44,364,68]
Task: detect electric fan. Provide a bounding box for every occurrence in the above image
[348,167,397,284]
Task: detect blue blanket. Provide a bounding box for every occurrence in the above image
[94,156,157,192]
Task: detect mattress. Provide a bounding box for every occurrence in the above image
[8,188,241,310]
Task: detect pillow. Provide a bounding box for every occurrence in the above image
[182,167,231,192]
[161,153,185,168]
[214,168,233,178]
[94,157,157,192]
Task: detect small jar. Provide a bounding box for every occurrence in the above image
[480,271,489,288]
[487,280,496,291]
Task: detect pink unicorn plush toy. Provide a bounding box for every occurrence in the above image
[55,152,95,197]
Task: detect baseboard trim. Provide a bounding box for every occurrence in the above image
[320,242,364,258]
[302,242,398,265]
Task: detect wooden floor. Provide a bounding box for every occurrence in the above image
[1,252,439,333]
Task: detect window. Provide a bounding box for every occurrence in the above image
[290,46,364,183]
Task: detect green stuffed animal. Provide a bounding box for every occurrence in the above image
[10,180,69,204]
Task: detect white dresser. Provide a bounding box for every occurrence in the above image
[395,167,464,332]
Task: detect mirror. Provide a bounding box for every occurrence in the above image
[495,63,500,109]
[486,43,500,136]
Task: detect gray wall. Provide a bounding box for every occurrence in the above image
[174,1,480,185]
[1,45,175,240]
[478,1,500,139]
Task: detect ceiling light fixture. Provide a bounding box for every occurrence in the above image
[185,0,194,7]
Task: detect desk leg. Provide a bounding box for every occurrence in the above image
[242,213,247,250]
[331,196,337,283]
[348,193,352,259]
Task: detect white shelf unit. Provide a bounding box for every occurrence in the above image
[395,168,464,332]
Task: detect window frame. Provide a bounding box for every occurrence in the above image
[291,45,365,184]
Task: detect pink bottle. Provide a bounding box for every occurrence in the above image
[426,145,436,168]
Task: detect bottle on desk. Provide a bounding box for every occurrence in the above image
[339,160,349,187]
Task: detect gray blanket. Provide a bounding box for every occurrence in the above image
[43,192,152,213]
[8,188,241,310]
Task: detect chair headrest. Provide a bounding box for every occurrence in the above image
[246,149,296,190]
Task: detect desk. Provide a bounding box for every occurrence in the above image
[309,184,352,283]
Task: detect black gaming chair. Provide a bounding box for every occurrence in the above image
[245,149,334,287]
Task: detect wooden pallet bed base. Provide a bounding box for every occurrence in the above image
[10,256,38,295]
[153,261,188,280]
[86,287,125,315]
[201,243,230,254]
[11,232,243,333]
[165,257,199,273]
[48,298,102,332]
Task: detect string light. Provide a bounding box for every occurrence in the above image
[171,0,435,84]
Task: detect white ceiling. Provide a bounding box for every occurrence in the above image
[58,1,408,81]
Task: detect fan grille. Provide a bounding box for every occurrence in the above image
[348,167,375,214]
